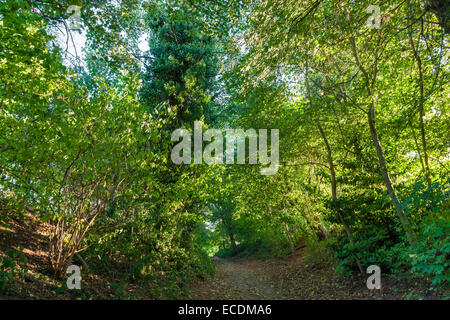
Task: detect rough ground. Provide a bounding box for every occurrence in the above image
[0,216,443,300]
[188,249,443,300]
[0,216,130,300]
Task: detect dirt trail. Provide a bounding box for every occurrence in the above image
[188,250,442,300]
[213,257,285,300]
[1,217,440,300]
[188,256,286,300]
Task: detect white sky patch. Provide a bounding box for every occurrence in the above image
[138,33,150,52]
[48,23,150,70]
[406,150,419,160]
[204,221,216,232]
[67,29,87,62]
[47,22,87,68]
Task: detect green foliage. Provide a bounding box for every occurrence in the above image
[0,247,28,293]
[411,217,450,289]
[0,0,448,299]
[304,240,335,269]
[327,176,449,287]
[140,8,219,126]
[329,228,409,276]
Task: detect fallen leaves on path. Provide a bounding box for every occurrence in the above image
[188,248,443,300]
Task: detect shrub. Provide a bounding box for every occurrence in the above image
[0,247,28,293]
[304,240,335,269]
[410,217,450,290]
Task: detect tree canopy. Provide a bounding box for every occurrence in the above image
[0,0,448,299]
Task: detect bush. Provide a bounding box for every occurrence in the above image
[0,247,28,293]
[304,240,334,269]
[410,217,450,290]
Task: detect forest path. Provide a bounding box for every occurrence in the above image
[186,247,439,300]
[188,256,288,300]
[212,257,285,300]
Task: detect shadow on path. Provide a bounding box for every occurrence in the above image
[212,257,285,300]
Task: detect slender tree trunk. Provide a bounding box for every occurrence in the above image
[408,117,426,173]
[348,28,416,245]
[317,121,364,275]
[283,222,295,254]
[304,58,363,273]
[316,216,328,240]
[229,232,238,254]
[368,103,416,244]
[407,8,430,182]
[221,216,237,254]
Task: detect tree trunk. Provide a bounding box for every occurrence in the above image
[407,9,431,184]
[408,117,426,173]
[221,216,237,254]
[229,231,238,254]
[347,28,417,245]
[368,103,416,244]
[304,57,363,273]
[317,120,364,275]
[283,222,295,254]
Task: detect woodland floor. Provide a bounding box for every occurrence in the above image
[188,250,443,300]
[0,216,443,300]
